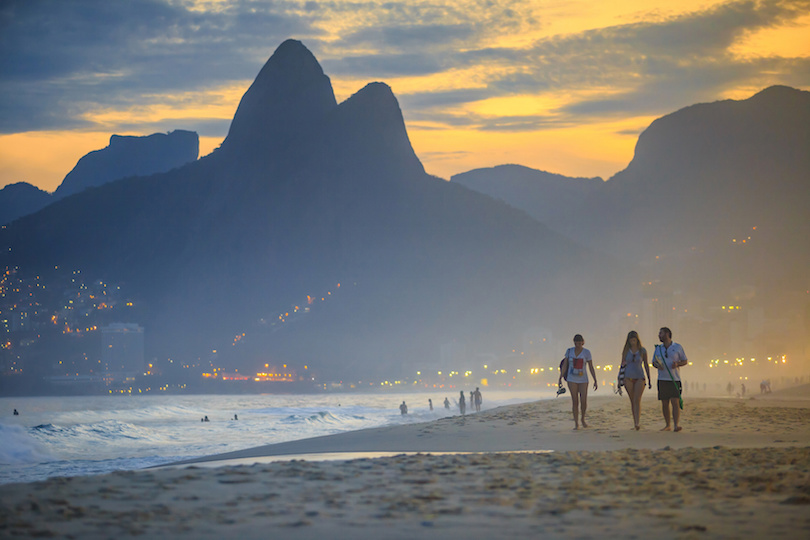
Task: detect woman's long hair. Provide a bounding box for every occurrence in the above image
[621,330,644,363]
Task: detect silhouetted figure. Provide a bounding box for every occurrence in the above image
[727,382,734,396]
[473,387,482,412]
[204,415,210,422]
[429,399,433,411]
[459,391,466,415]
[233,414,239,421]
[13,409,19,416]
[444,397,450,409]
[399,401,408,415]
[741,383,746,397]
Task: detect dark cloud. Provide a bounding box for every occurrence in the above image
[338,24,477,50]
[321,53,446,77]
[0,0,807,135]
[0,0,314,133]
[404,0,810,125]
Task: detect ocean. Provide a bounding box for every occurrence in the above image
[0,390,550,485]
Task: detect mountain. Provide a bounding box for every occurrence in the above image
[453,86,810,357]
[0,131,200,225]
[0,182,51,224]
[53,130,199,200]
[452,165,603,224]
[0,40,629,381]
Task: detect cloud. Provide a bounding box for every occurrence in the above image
[403,0,810,124]
[0,0,807,136]
[0,0,314,133]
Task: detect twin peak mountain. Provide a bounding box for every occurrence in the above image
[217,39,424,180]
[2,40,596,377]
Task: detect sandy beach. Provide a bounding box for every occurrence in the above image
[2,391,809,539]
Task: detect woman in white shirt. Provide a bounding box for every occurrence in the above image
[559,334,598,429]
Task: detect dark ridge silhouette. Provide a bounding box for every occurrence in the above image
[220,39,337,159]
[0,40,628,381]
[451,164,603,223]
[53,130,199,200]
[454,86,810,360]
[0,182,51,225]
[0,130,199,225]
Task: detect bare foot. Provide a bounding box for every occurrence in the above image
[674,426,683,432]
[635,425,640,431]
[581,419,588,428]
[660,425,672,431]
[573,425,579,430]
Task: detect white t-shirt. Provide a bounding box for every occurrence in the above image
[566,347,592,383]
[654,342,687,381]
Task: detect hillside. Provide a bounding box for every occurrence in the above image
[0,40,629,380]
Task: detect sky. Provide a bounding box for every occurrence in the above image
[1,0,809,193]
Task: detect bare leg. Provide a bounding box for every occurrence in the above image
[625,379,637,428]
[671,397,682,431]
[632,380,645,430]
[661,399,672,430]
[568,382,580,429]
[579,383,589,428]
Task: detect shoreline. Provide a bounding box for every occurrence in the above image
[2,395,809,539]
[165,394,810,468]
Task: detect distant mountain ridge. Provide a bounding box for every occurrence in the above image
[452,165,603,224]
[0,182,51,225]
[54,130,199,199]
[452,85,810,315]
[0,130,200,225]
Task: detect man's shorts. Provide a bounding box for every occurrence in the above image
[658,380,682,400]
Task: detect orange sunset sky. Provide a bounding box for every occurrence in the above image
[1,0,809,192]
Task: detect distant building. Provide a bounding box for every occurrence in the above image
[101,323,144,380]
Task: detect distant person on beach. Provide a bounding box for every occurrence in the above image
[13,409,19,416]
[473,387,482,412]
[652,327,688,432]
[444,397,450,409]
[233,414,238,421]
[469,391,474,412]
[204,415,209,422]
[459,391,466,415]
[429,399,433,411]
[559,334,597,429]
[619,330,651,431]
[741,383,746,397]
[400,401,408,415]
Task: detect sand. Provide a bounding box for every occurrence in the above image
[2,393,809,539]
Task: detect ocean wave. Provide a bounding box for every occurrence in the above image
[0,423,54,465]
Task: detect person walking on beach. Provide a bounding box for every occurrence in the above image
[400,401,408,415]
[559,334,597,429]
[652,327,688,432]
[429,399,433,411]
[619,330,651,431]
[473,387,482,412]
[444,397,450,409]
[458,391,466,415]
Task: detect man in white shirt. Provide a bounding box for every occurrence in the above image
[653,327,688,432]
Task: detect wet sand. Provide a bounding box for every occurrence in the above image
[2,394,809,539]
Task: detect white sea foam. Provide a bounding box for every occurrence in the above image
[0,390,549,485]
